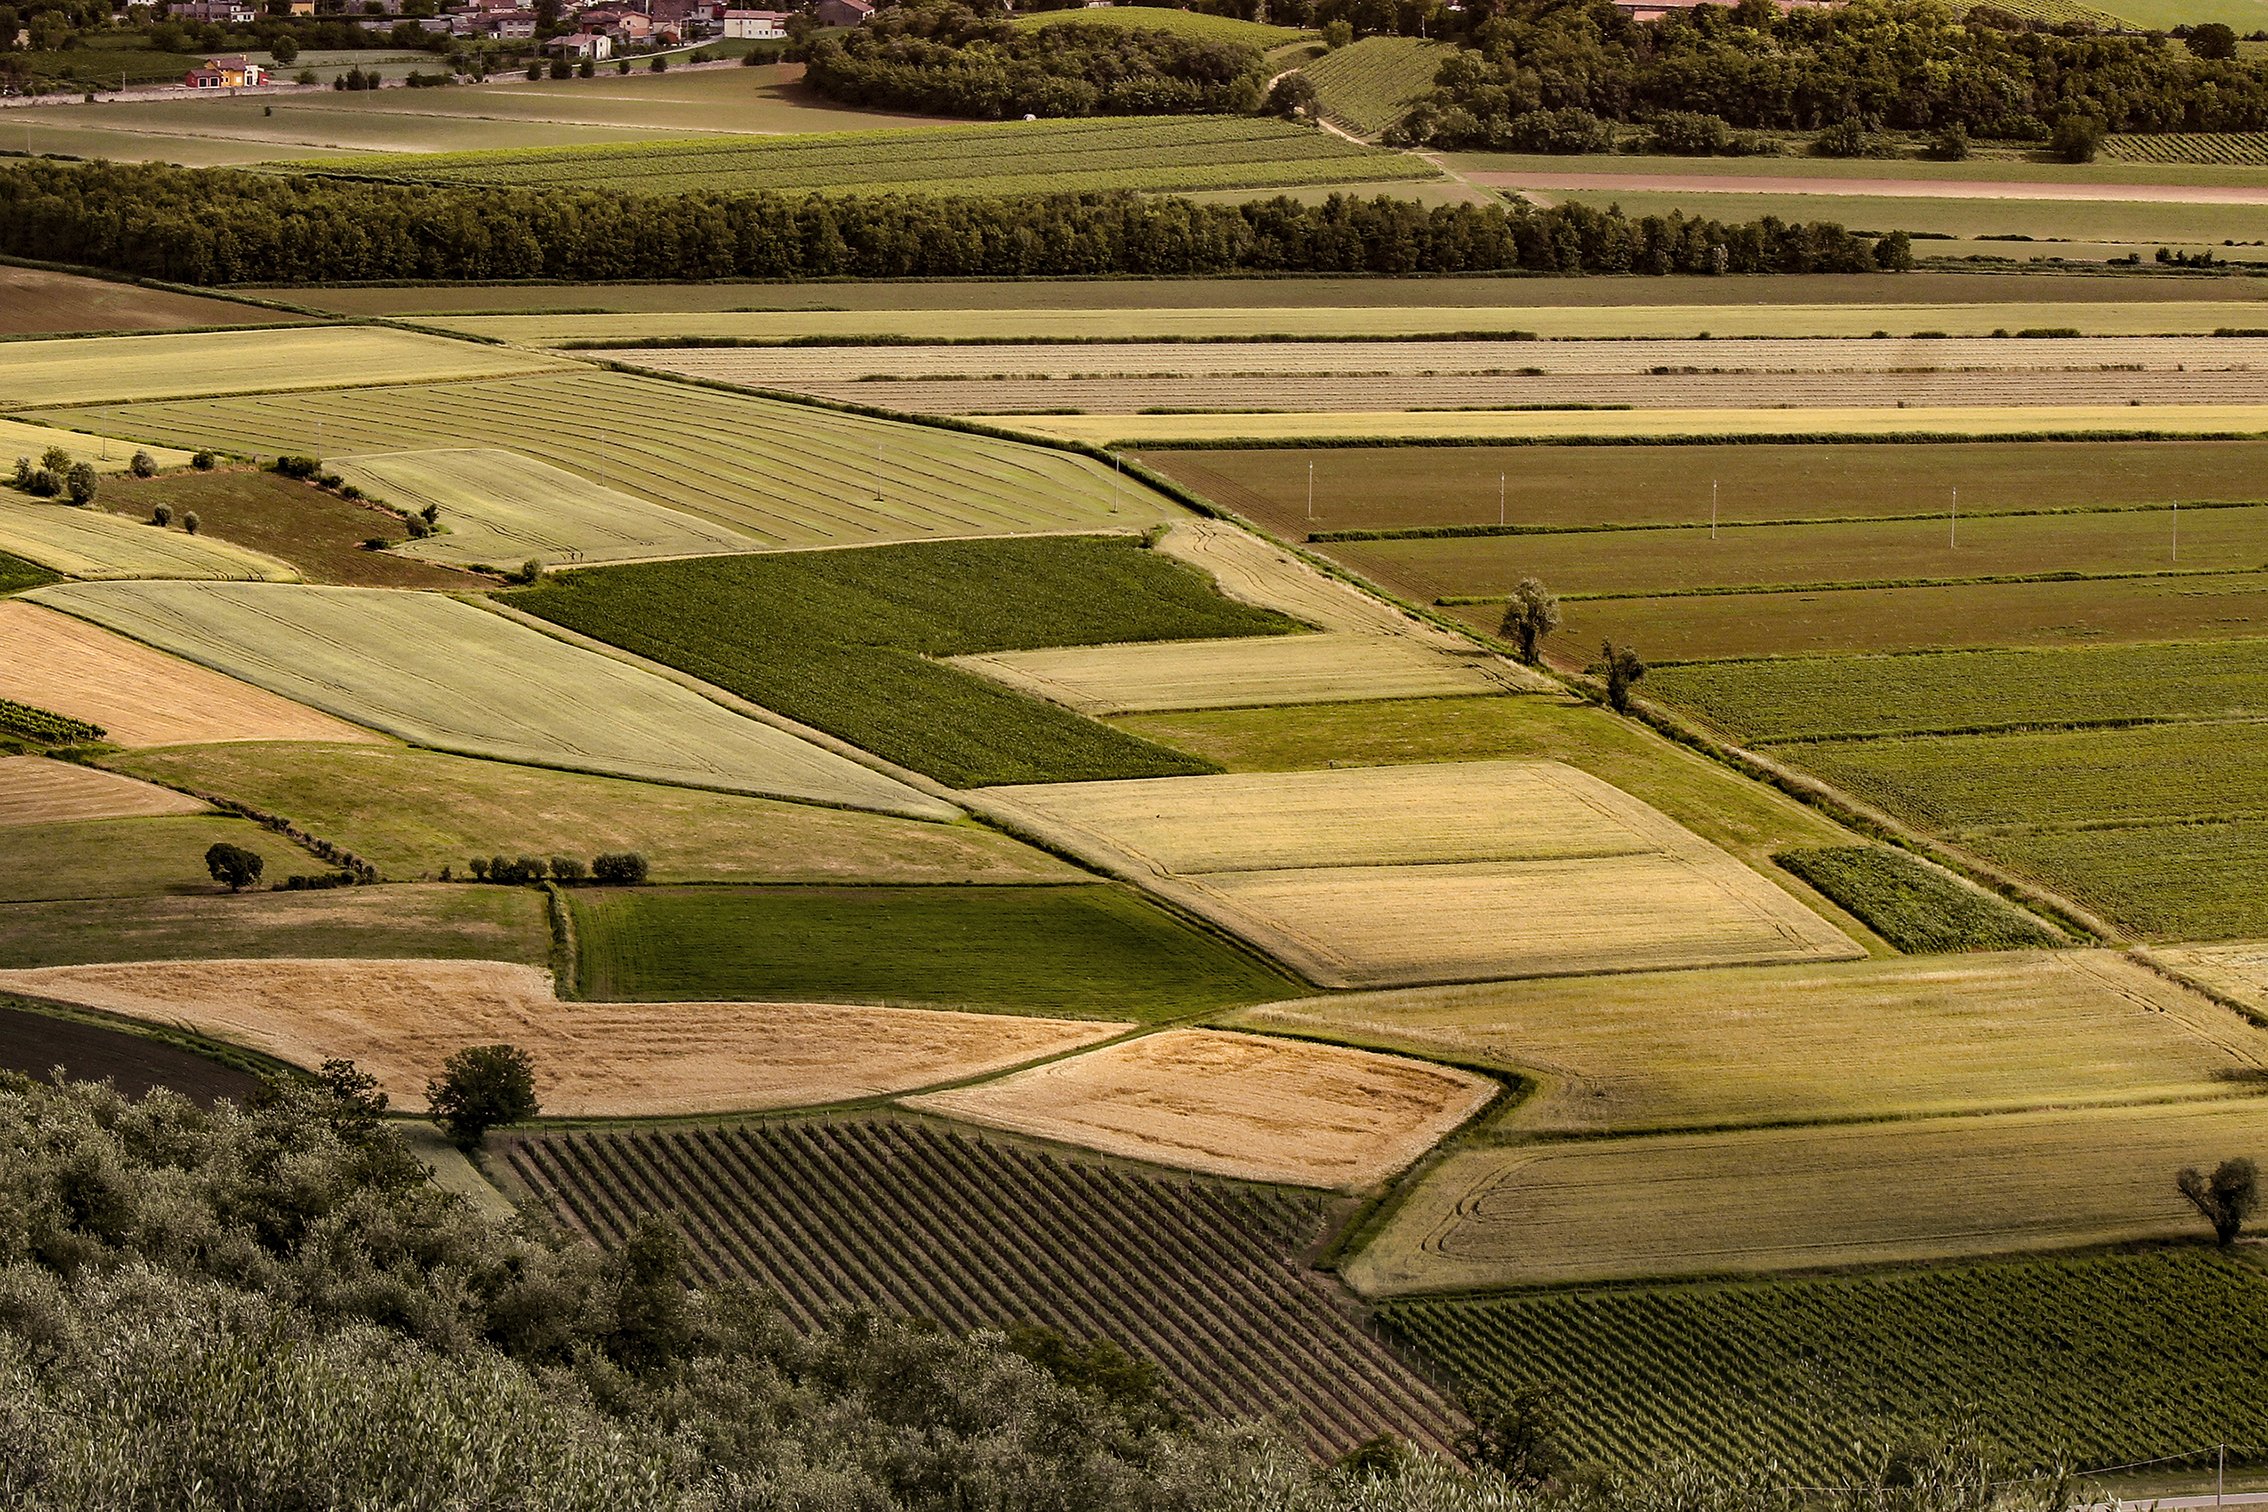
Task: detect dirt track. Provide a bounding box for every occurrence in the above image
[1462,171,2268,205]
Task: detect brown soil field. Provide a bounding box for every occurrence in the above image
[257,270,2268,316]
[1440,570,2268,662]
[0,1002,262,1104]
[1143,440,2268,538]
[903,1028,1495,1189]
[2153,941,2268,1020]
[0,601,382,748]
[0,958,1129,1117]
[973,760,1861,987]
[954,632,1515,713]
[0,266,292,337]
[1235,950,2263,1136]
[105,471,485,590]
[0,757,208,827]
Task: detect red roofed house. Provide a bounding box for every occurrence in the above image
[184,54,265,86]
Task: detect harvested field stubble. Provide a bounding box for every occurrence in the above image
[0,600,381,749]
[504,1119,1466,1460]
[905,1029,1495,1188]
[0,757,206,827]
[953,633,1516,713]
[0,419,193,474]
[0,498,301,583]
[0,326,574,407]
[1232,950,2254,1135]
[0,958,1127,1117]
[1346,1098,2268,1293]
[2155,940,2268,1019]
[29,582,952,818]
[976,761,1861,987]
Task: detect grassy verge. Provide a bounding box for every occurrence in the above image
[1773,846,2066,952]
[568,883,1300,1019]
[509,534,1301,787]
[0,814,312,905]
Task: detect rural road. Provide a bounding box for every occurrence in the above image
[1460,171,2268,205]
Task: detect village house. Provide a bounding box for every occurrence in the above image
[167,0,259,21]
[546,27,612,55]
[483,9,538,36]
[721,7,790,38]
[183,53,264,85]
[813,0,870,24]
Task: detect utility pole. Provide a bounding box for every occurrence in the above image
[1306,456,1313,522]
[1950,487,1957,549]
[1498,472,1504,527]
[873,441,882,501]
[1711,479,1718,540]
[1110,453,1119,515]
[2174,497,2179,562]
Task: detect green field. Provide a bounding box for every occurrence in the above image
[1772,846,2066,952]
[569,883,1297,1018]
[103,743,1080,886]
[287,116,1427,197]
[0,815,309,904]
[53,370,1185,551]
[1300,37,1450,138]
[1004,5,1315,46]
[30,581,952,818]
[510,534,1296,787]
[0,881,549,970]
[1380,1252,2268,1479]
[0,550,61,597]
[1970,819,2268,940]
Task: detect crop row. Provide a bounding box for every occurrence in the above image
[2104,133,2268,165]
[1380,1251,2268,1478]
[502,1119,1464,1458]
[0,696,102,744]
[1302,38,1450,138]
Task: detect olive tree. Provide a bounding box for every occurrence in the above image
[1498,578,1561,665]
[427,1043,540,1150]
[2177,1157,2258,1246]
[65,462,98,506]
[1600,640,1647,714]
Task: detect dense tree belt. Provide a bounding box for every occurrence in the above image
[1396,0,2268,147]
[804,7,1267,117]
[0,160,1898,283]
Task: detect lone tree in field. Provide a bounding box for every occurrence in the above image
[1499,578,1561,665]
[426,1043,540,1150]
[1600,641,1646,714]
[2178,1156,2258,1246]
[203,841,264,892]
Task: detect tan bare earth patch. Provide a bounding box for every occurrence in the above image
[0,758,208,826]
[0,601,380,749]
[904,1028,1495,1189]
[974,760,1862,987]
[0,958,1128,1117]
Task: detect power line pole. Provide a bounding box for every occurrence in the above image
[1950,486,1957,549]
[1498,472,1504,527]
[1306,456,1313,522]
[2174,497,2180,562]
[1711,479,1718,540]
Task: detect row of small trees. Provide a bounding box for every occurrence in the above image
[1496,577,1647,713]
[456,852,649,885]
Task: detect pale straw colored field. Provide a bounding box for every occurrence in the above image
[0,757,208,827]
[975,760,1860,987]
[0,958,1128,1117]
[0,326,575,408]
[0,498,300,582]
[0,600,381,748]
[0,419,194,473]
[2152,940,2268,1020]
[953,633,1511,714]
[905,1028,1495,1190]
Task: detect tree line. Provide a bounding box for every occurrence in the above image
[0,159,1905,283]
[804,3,1266,118]
[1392,0,2268,148]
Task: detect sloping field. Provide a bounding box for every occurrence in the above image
[1234,950,2262,1136]
[1301,36,1451,138]
[2157,941,2268,1019]
[0,599,380,748]
[953,632,1514,713]
[0,958,1125,1117]
[982,404,2268,447]
[55,370,1185,550]
[0,265,286,338]
[292,116,1422,198]
[0,757,206,827]
[0,419,193,473]
[0,326,574,407]
[330,448,763,569]
[1346,1097,2268,1293]
[504,1119,1466,1461]
[0,883,547,971]
[975,761,1861,987]
[104,742,1076,885]
[906,1029,1494,1189]
[0,814,311,904]
[26,583,953,818]
[420,300,2268,344]
[0,498,301,582]
[1006,5,1314,44]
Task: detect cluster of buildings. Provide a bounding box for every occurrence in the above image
[436,0,871,51]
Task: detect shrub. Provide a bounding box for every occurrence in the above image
[1926,122,1971,159]
[616,57,629,72]
[578,56,593,77]
[2052,114,2103,162]
[426,1043,540,1149]
[182,511,200,534]
[2188,21,2238,57]
[25,468,60,499]
[1504,107,1613,154]
[549,56,571,78]
[1323,18,1351,46]
[525,61,543,79]
[649,53,667,71]
[516,558,543,583]
[277,871,358,891]
[1265,71,1316,120]
[361,537,390,551]
[64,462,97,505]
[10,457,28,489]
[592,851,650,885]
[192,450,216,470]
[152,503,173,527]
[549,856,587,882]
[468,856,491,880]
[1649,110,1731,155]
[39,446,70,472]
[271,454,320,479]
[1814,119,1898,157]
[129,449,157,478]
[338,483,361,500]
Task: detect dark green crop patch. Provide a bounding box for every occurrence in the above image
[1776,845,2065,953]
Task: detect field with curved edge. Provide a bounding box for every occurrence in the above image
[0,757,207,827]
[1299,37,1451,138]
[53,370,1187,550]
[26,582,952,818]
[500,1117,1465,1461]
[0,958,1126,1117]
[904,1029,1496,1189]
[1232,950,2258,1136]
[0,498,302,583]
[0,326,575,408]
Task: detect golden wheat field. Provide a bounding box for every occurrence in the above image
[1345,1098,2268,1294]
[1233,951,2265,1136]
[974,761,1861,987]
[27,583,954,818]
[0,498,301,582]
[953,633,1514,714]
[0,958,1128,1116]
[0,757,209,827]
[0,600,382,748]
[2153,942,2268,1021]
[0,326,575,408]
[903,1028,1496,1189]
